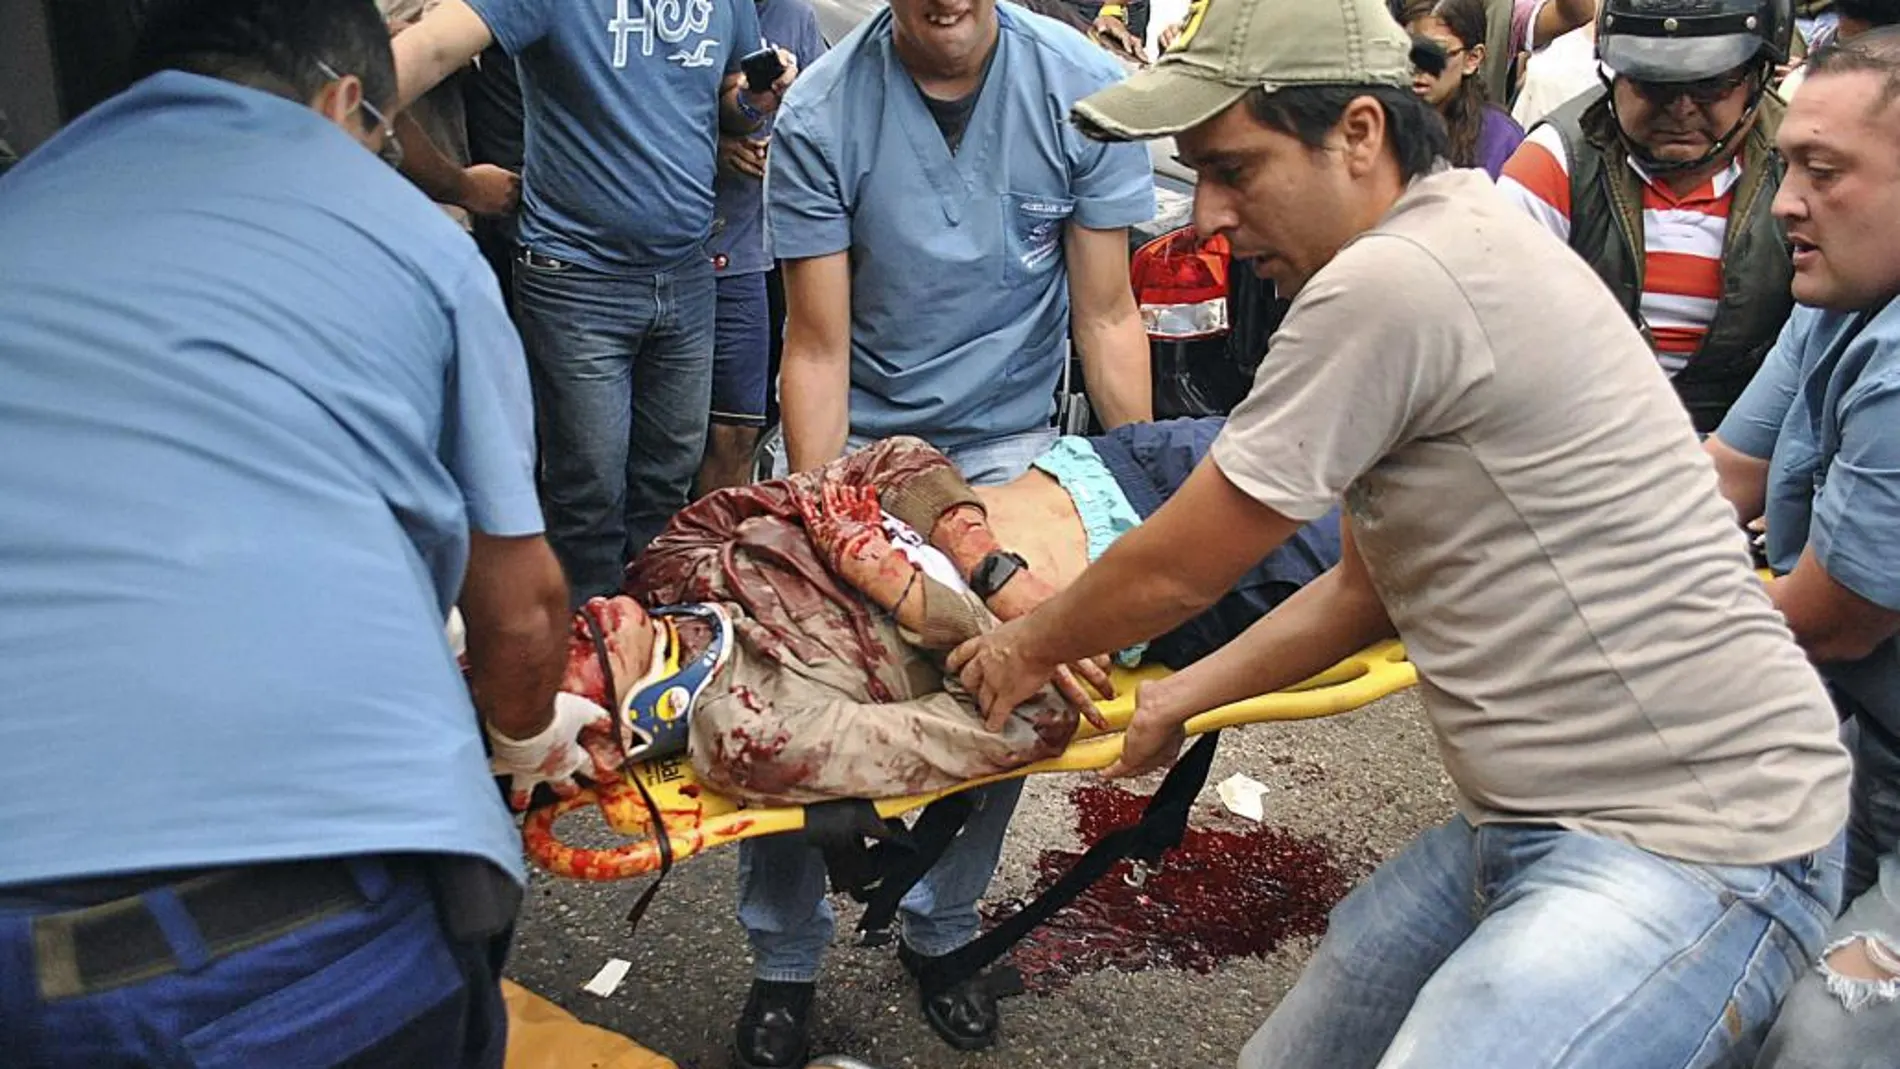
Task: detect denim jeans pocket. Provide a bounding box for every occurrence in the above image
[517,247,573,274]
[182,896,463,1069]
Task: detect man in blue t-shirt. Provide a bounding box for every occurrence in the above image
[1707,29,1900,1067]
[392,0,799,605]
[746,0,1154,1063]
[0,2,611,1064]
[697,0,829,494]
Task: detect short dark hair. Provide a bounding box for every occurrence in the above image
[1806,24,1900,114]
[1243,83,1449,181]
[131,0,398,126]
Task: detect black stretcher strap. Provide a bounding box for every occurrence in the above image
[804,794,981,947]
[580,606,673,934]
[805,798,915,898]
[853,794,975,945]
[910,732,1221,998]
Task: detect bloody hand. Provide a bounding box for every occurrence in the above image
[797,483,898,591]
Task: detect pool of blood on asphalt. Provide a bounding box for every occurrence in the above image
[981,781,1360,992]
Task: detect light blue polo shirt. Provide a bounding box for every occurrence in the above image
[1716,299,1900,737]
[766,6,1154,449]
[471,0,764,271]
[0,73,543,887]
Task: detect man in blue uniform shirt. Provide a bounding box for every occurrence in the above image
[745,0,1154,1063]
[0,2,605,1064]
[392,0,799,604]
[1706,29,1900,1067]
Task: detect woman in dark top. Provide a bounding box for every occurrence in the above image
[1398,0,1527,178]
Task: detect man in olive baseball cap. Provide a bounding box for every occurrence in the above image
[950,1,1855,1067]
[1065,0,1446,299]
[1072,0,1415,140]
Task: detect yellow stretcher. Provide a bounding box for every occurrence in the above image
[523,641,1417,881]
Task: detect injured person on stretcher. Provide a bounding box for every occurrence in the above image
[556,418,1340,808]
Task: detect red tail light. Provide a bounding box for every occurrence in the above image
[1130,229,1230,340]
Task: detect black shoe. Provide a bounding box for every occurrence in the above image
[733,979,814,1069]
[896,942,1020,1052]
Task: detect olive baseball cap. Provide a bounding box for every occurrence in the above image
[1073,0,1416,141]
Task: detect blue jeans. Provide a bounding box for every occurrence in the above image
[0,859,508,1069]
[1757,717,1900,1069]
[1239,817,1843,1069]
[737,425,1056,982]
[514,250,716,604]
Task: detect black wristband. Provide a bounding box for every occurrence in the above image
[970,550,1029,600]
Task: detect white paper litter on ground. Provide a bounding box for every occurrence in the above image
[582,958,633,997]
[1216,774,1270,822]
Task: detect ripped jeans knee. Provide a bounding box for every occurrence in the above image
[1818,931,1900,1011]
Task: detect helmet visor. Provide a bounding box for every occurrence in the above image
[1600,32,1763,81]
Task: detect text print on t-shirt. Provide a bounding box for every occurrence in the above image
[608,0,719,68]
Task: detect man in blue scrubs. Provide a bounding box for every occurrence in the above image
[1705,30,1900,1065]
[746,0,1154,1062]
[391,0,798,605]
[0,1,597,1063]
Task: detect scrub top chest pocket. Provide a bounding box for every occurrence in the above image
[1002,193,1075,286]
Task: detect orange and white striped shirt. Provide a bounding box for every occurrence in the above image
[1498,124,1740,376]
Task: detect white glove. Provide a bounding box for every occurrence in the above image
[488,692,614,811]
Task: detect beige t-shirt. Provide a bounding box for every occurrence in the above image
[1213,168,1848,866]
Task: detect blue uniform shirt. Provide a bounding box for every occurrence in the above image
[1716,300,1900,737]
[0,73,543,886]
[710,0,828,277]
[471,0,764,271]
[766,7,1154,449]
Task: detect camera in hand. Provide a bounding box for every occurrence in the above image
[740,47,785,94]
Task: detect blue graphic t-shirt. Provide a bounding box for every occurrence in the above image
[471,0,764,270]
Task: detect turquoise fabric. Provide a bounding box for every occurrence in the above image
[1032,437,1148,666]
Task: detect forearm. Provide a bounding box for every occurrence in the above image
[391,5,488,112]
[1016,532,1230,669]
[838,547,987,648]
[462,533,571,739]
[1144,566,1395,724]
[780,346,851,472]
[1075,309,1153,429]
[466,593,568,739]
[1704,436,1769,526]
[395,112,469,205]
[719,80,765,137]
[1014,462,1296,666]
[1767,571,1900,664]
[931,505,1004,578]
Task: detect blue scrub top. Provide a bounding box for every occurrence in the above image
[471,0,764,271]
[1717,299,1900,738]
[767,6,1155,449]
[0,73,543,886]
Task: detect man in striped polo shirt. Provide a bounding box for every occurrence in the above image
[1499,0,1795,433]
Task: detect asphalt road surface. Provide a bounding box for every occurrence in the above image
[505,686,1453,1069]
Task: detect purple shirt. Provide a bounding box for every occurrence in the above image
[1477,104,1527,179]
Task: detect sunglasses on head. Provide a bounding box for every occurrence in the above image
[1624,67,1754,107]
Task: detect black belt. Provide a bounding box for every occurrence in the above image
[29,860,372,1001]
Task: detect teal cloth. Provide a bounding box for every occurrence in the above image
[1032,437,1149,666]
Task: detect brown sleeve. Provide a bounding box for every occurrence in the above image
[829,436,984,534]
[899,577,993,650]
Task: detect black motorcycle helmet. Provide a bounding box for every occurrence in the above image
[1598,0,1793,80]
[1596,0,1792,170]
